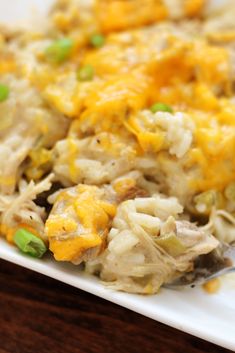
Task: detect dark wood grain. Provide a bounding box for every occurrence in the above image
[0,260,232,353]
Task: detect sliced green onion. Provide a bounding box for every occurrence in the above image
[0,84,9,102]
[14,228,47,258]
[193,190,223,214]
[150,102,173,114]
[45,38,73,64]
[90,34,105,48]
[77,65,94,81]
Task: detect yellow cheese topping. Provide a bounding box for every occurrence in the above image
[45,185,116,262]
[184,0,205,17]
[33,30,234,194]
[95,0,168,33]
[2,1,235,214]
[35,26,235,194]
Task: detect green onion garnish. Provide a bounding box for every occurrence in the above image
[77,65,94,81]
[45,38,74,64]
[13,228,47,258]
[150,103,173,114]
[90,34,105,48]
[0,84,9,102]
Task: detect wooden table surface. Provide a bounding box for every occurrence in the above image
[0,259,232,353]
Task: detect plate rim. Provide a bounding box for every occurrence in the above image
[0,240,234,351]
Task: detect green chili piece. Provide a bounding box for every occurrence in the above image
[90,34,105,48]
[77,65,94,81]
[150,103,173,114]
[155,232,186,257]
[0,84,9,102]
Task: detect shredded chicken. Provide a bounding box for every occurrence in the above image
[0,174,54,243]
[86,195,218,293]
[0,76,68,195]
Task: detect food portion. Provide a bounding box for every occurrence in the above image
[1,0,235,293]
[86,194,218,294]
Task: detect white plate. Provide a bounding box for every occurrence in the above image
[0,0,235,350]
[0,239,235,351]
[0,0,54,29]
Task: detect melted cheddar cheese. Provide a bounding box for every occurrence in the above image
[33,28,234,194]
[45,185,116,263]
[2,0,235,264]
